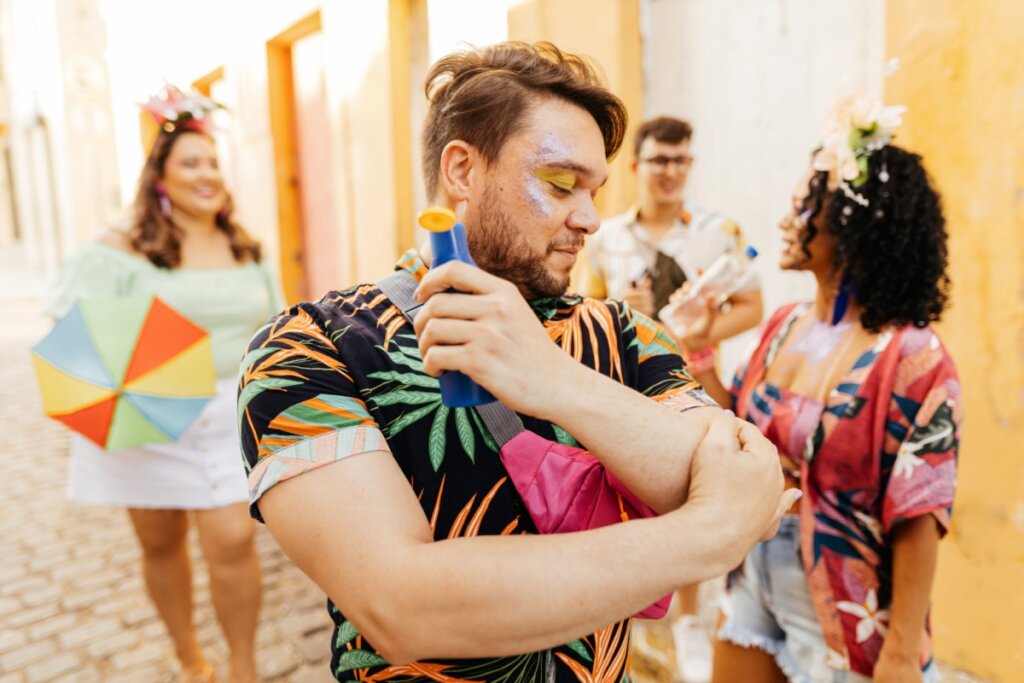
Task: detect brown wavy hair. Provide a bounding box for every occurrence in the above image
[129,128,262,268]
[633,116,693,158]
[422,41,628,197]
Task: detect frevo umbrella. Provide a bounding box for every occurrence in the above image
[31,296,216,449]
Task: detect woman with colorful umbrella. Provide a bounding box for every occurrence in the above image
[43,85,281,683]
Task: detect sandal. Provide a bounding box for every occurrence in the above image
[179,663,218,683]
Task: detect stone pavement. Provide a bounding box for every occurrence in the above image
[0,253,338,682]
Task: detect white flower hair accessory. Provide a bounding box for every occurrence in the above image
[141,84,222,135]
[812,92,905,207]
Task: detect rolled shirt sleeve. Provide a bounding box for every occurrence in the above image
[881,330,961,537]
[237,305,389,522]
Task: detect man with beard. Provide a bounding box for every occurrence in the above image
[237,42,797,682]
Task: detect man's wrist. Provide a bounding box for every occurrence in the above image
[664,503,745,581]
[530,353,592,422]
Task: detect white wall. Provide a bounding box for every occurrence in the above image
[4,0,68,274]
[641,0,885,375]
[100,0,239,210]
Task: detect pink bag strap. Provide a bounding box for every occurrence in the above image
[377,271,527,445]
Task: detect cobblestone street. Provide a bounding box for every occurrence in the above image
[0,249,337,683]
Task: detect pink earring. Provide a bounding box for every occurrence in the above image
[154,182,172,218]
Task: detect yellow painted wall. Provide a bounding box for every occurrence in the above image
[886,2,1024,680]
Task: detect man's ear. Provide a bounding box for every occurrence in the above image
[438,140,479,203]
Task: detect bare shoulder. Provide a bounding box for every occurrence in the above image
[95,228,135,254]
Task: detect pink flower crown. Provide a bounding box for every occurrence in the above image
[141,84,222,135]
[812,92,905,207]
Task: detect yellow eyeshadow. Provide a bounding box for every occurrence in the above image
[535,168,577,191]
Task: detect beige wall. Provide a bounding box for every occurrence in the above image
[886,1,1024,680]
[56,0,122,250]
[0,0,121,275]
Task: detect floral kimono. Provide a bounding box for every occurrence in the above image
[730,302,961,677]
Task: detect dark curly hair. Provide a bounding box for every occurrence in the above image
[800,145,950,332]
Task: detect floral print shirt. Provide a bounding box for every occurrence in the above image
[238,250,712,682]
[730,302,961,677]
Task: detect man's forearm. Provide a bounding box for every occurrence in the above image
[360,505,741,663]
[884,515,940,655]
[263,414,791,669]
[536,360,717,513]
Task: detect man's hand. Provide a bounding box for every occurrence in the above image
[622,276,654,317]
[682,412,798,564]
[413,261,573,417]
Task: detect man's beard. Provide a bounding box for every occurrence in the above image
[465,186,580,300]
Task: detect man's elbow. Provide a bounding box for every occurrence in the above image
[333,594,424,665]
[327,585,440,663]
[367,629,419,667]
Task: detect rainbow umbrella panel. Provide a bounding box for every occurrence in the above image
[31,296,216,449]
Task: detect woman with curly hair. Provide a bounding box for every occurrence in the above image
[685,98,961,683]
[45,86,280,683]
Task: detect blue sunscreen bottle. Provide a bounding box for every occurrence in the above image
[418,207,497,408]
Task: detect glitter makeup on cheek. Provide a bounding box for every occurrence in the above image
[522,133,579,216]
[524,172,556,217]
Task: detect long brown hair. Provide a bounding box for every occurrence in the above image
[129,128,262,268]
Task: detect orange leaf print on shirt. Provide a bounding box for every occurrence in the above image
[546,299,624,382]
[360,661,482,683]
[556,620,630,683]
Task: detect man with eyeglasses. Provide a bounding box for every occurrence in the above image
[578,116,764,683]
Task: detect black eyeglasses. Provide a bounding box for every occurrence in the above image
[640,155,694,172]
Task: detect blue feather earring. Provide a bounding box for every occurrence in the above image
[832,272,857,325]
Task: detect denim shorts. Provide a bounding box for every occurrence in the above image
[718,516,938,683]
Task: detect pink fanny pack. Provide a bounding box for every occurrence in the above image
[475,403,671,620]
[379,271,671,620]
